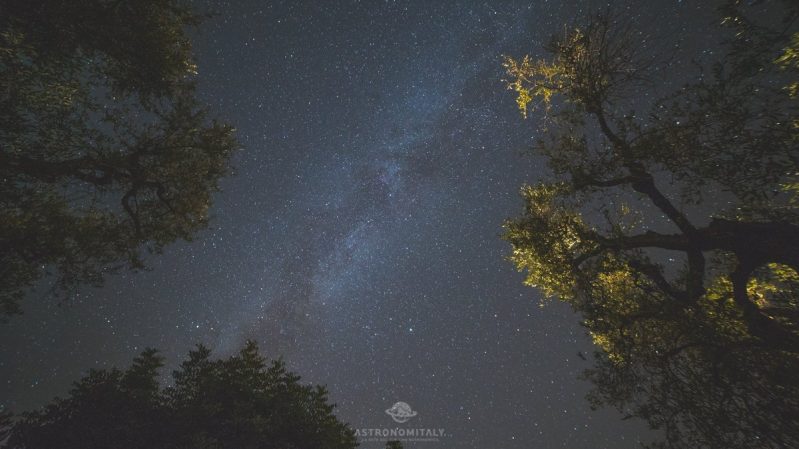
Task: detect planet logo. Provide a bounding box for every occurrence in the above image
[385,401,418,423]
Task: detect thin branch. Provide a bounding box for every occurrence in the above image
[121,188,142,236]
[627,258,688,302]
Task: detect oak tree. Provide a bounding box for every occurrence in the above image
[503,2,799,447]
[0,0,237,315]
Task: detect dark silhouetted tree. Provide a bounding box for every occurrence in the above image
[0,0,237,315]
[6,341,357,449]
[502,2,799,448]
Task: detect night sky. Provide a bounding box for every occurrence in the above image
[1,1,721,448]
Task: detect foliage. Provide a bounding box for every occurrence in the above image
[5,341,358,449]
[0,0,237,315]
[503,2,799,448]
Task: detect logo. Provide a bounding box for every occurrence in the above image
[385,401,418,423]
[355,401,445,444]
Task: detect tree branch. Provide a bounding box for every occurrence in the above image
[571,171,638,190]
[121,188,142,236]
[627,258,688,302]
[591,107,706,299]
[1,152,118,186]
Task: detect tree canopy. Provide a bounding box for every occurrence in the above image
[502,2,799,448]
[5,341,357,449]
[0,0,237,315]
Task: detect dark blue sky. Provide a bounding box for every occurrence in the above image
[1,1,720,447]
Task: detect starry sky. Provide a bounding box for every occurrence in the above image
[1,1,722,448]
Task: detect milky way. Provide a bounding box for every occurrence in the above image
[1,1,721,447]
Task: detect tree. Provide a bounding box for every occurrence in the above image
[0,0,237,315]
[6,341,358,449]
[502,2,799,448]
[385,441,404,449]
